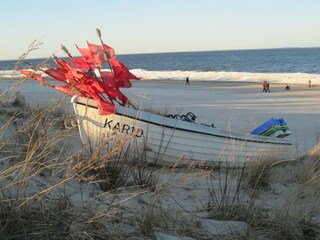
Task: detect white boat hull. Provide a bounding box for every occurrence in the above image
[71,96,293,167]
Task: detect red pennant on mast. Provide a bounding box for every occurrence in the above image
[61,44,93,71]
[87,43,107,68]
[70,57,93,70]
[44,68,68,83]
[77,47,95,66]
[109,58,140,88]
[101,42,115,59]
[19,70,48,86]
[20,29,141,115]
[52,85,77,96]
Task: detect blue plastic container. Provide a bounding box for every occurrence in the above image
[251,118,287,135]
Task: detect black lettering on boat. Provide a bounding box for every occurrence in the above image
[136,128,143,137]
[131,126,143,137]
[104,119,113,129]
[113,122,121,132]
[104,119,144,137]
[122,124,131,134]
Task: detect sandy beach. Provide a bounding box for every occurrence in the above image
[123,80,320,155]
[2,78,319,155]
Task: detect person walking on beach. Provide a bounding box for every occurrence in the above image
[186,77,190,85]
[266,81,270,92]
[262,81,267,92]
[309,79,311,88]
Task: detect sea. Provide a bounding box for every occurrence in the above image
[1,48,320,84]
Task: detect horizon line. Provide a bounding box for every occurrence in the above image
[1,46,320,61]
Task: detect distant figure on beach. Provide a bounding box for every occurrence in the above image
[186,77,190,85]
[266,81,270,92]
[285,85,290,91]
[262,81,267,92]
[309,79,311,88]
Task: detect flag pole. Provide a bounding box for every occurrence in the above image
[85,40,105,81]
[79,41,115,104]
[95,29,118,96]
[61,44,70,56]
[96,28,137,109]
[96,28,114,75]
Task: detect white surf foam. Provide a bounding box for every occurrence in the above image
[131,69,320,85]
[2,68,320,85]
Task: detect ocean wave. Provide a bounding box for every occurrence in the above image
[0,70,24,79]
[0,69,49,79]
[131,69,320,85]
[2,68,320,85]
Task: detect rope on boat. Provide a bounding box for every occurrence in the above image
[166,112,215,127]
[64,114,78,129]
[166,112,197,122]
[64,97,89,129]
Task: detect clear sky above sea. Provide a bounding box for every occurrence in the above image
[1,0,320,60]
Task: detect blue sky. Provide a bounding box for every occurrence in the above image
[1,0,320,60]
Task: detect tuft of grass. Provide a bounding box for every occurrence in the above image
[249,214,320,239]
[206,163,247,221]
[131,141,164,190]
[135,193,207,239]
[0,197,72,239]
[70,137,133,191]
[244,157,279,191]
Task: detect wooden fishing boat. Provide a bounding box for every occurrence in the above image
[71,95,292,167]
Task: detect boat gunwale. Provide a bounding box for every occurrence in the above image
[71,96,292,146]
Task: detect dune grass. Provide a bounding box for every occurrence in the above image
[205,152,320,239]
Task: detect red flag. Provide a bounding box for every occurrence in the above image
[83,89,116,115]
[19,69,48,86]
[52,85,77,96]
[87,43,106,68]
[96,99,116,115]
[116,79,132,88]
[100,71,114,82]
[77,47,95,66]
[100,71,129,104]
[68,67,87,83]
[101,42,115,59]
[86,75,118,101]
[20,34,138,115]
[116,90,129,104]
[109,59,140,88]
[54,59,70,69]
[70,56,93,70]
[52,60,87,85]
[44,68,68,82]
